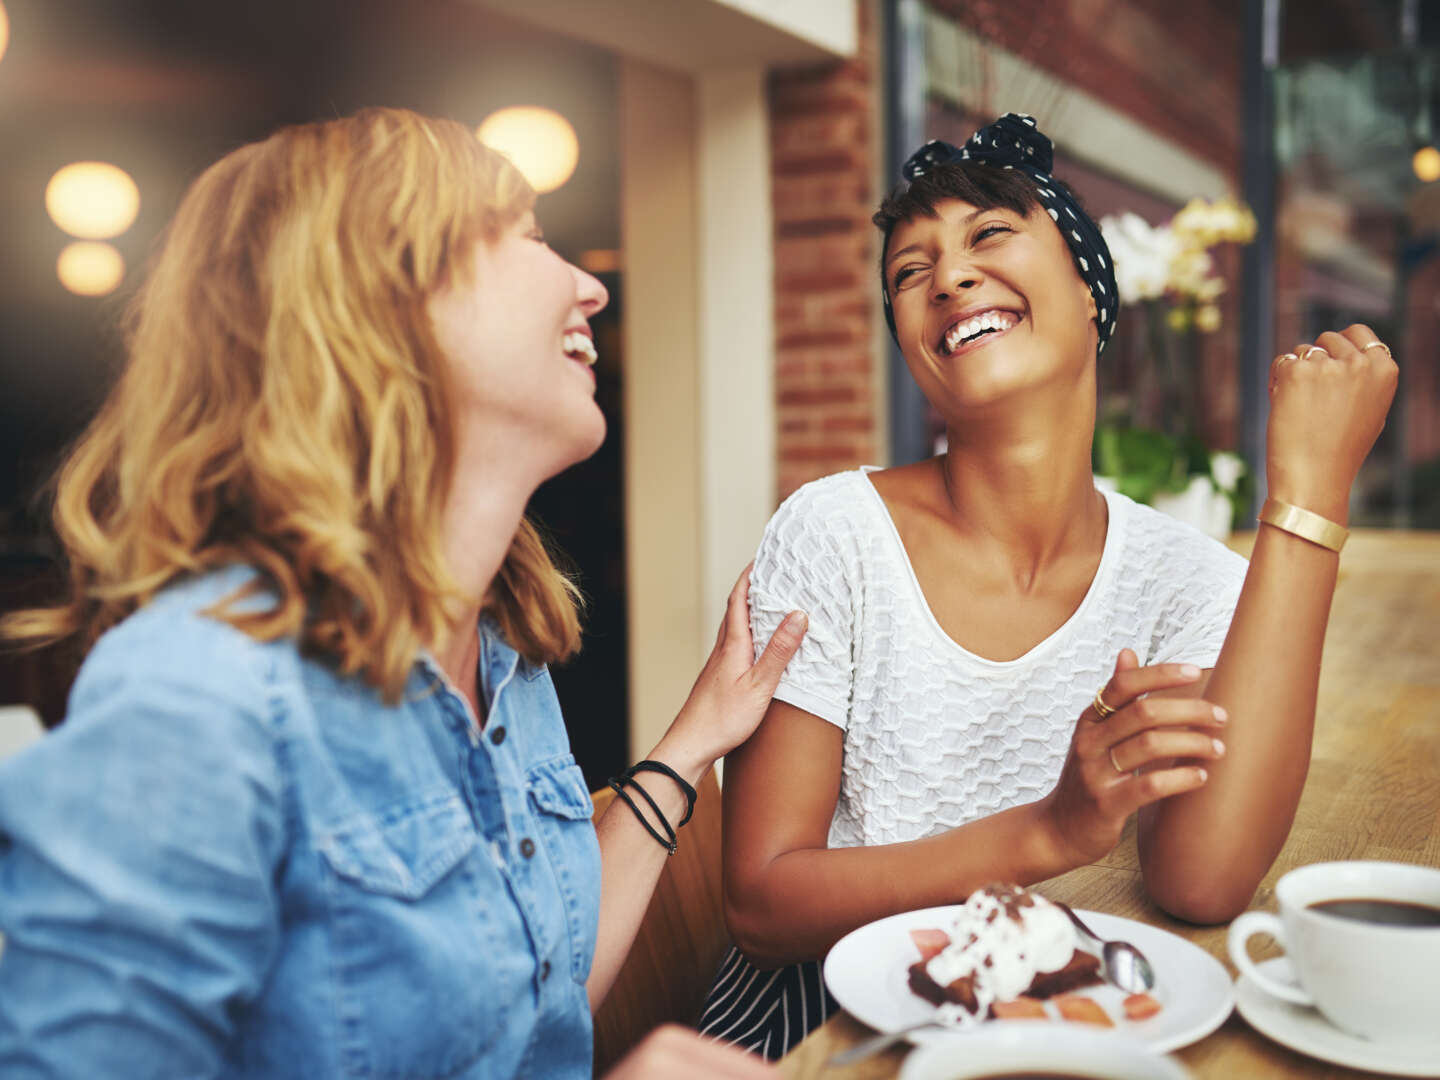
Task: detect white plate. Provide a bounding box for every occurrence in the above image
[823,904,1233,1055]
[1234,957,1440,1077]
[899,1024,1191,1080]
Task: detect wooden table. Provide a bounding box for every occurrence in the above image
[779,530,1440,1079]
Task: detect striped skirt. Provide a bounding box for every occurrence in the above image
[697,946,837,1060]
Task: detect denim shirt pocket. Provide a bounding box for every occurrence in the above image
[526,755,601,983]
[320,793,476,898]
[316,793,509,1080]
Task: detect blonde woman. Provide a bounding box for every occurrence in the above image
[0,109,800,1079]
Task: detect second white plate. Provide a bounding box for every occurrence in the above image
[823,904,1233,1055]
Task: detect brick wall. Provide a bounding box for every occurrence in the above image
[768,0,881,502]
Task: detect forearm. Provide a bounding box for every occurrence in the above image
[586,571,807,1007]
[725,798,1076,967]
[586,737,708,1011]
[1139,517,1339,922]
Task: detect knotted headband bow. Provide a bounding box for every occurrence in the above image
[881,113,1119,354]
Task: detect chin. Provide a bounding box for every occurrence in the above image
[921,371,1030,414]
[547,411,607,477]
[936,353,1068,411]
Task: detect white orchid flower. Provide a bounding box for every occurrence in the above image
[1210,451,1247,493]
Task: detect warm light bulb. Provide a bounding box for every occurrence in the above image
[45,162,141,239]
[0,3,10,65]
[477,106,579,194]
[1414,146,1440,184]
[57,241,124,296]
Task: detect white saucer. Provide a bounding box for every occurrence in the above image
[1234,958,1440,1077]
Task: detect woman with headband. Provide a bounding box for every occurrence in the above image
[701,114,1396,1058]
[0,108,798,1079]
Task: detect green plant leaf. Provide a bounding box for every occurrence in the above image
[1093,423,1190,505]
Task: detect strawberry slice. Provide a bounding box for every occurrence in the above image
[908,928,951,962]
[1054,995,1114,1027]
[992,997,1048,1020]
[1123,992,1162,1020]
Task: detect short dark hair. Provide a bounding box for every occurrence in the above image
[872,162,1084,270]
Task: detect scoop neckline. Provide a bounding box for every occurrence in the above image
[856,466,1125,670]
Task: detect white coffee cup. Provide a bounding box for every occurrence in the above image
[1228,860,1440,1045]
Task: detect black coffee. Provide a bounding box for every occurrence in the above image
[1307,897,1440,927]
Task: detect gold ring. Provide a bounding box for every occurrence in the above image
[1362,341,1392,358]
[1278,352,1299,362]
[1109,746,1124,774]
[1300,345,1328,361]
[1092,687,1117,720]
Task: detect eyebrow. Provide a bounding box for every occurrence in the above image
[886,207,988,266]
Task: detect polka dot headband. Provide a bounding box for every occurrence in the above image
[881,113,1119,354]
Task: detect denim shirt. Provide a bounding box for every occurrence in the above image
[0,567,601,1079]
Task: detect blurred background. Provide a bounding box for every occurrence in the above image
[0,0,1435,785]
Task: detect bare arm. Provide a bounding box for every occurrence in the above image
[585,569,806,1008]
[722,667,1220,967]
[587,736,706,1008]
[721,701,1064,966]
[1137,324,1397,924]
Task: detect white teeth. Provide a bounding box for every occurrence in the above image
[943,311,1017,353]
[563,331,598,366]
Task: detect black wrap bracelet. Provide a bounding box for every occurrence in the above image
[607,775,677,855]
[606,759,699,855]
[626,760,697,827]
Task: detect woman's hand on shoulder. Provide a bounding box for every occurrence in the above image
[1038,649,1226,867]
[602,1025,773,1078]
[1266,323,1398,521]
[655,565,807,782]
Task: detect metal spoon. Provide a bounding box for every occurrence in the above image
[1055,902,1157,994]
[826,1008,972,1067]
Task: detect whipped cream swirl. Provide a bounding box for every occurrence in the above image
[924,884,1078,1016]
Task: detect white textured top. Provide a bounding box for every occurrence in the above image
[748,468,1249,850]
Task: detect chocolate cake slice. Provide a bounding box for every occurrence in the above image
[907,948,1100,1016]
[906,883,1104,1017]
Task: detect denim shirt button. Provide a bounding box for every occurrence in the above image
[519,837,536,858]
[490,726,507,746]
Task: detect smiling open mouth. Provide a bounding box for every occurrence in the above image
[563,331,598,366]
[940,310,1020,356]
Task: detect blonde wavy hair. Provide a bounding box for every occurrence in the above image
[2,107,582,699]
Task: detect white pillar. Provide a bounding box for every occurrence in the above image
[620,58,705,758]
[697,67,776,642]
[620,60,776,759]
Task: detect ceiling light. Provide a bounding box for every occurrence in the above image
[1414,146,1440,184]
[578,249,621,274]
[46,162,141,239]
[57,241,124,297]
[0,3,10,66]
[477,106,579,194]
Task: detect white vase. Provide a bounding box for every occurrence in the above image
[1152,474,1232,541]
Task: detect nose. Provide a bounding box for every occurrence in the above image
[573,263,609,316]
[930,252,981,303]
